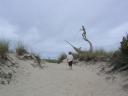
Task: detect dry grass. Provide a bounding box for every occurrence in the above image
[0,40,9,59]
[16,42,28,55]
[73,49,113,62]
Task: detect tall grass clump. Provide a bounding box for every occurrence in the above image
[73,49,113,62]
[57,53,67,63]
[94,49,113,58]
[16,42,28,55]
[0,40,9,59]
[110,34,128,72]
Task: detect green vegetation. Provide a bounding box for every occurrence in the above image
[0,31,127,74]
[16,42,28,55]
[73,49,113,62]
[56,49,113,63]
[0,40,9,59]
[110,34,128,72]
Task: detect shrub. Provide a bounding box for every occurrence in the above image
[16,42,28,55]
[0,40,9,59]
[110,34,128,72]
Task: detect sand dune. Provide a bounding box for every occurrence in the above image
[0,59,127,96]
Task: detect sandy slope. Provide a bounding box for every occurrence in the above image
[0,60,127,96]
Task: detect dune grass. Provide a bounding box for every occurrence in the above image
[110,34,128,72]
[16,42,28,55]
[72,49,113,62]
[56,49,113,63]
[0,40,9,59]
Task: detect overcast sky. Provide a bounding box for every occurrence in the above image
[0,0,128,58]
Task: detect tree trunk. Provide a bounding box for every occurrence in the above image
[81,25,93,52]
[83,37,93,52]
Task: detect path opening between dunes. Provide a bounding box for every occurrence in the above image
[0,60,127,96]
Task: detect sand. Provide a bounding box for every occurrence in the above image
[0,59,127,96]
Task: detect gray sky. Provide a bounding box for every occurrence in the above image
[0,0,128,58]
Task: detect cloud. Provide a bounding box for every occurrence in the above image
[0,0,128,58]
[0,18,18,40]
[90,22,128,50]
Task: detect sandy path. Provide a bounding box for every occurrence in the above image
[0,60,127,96]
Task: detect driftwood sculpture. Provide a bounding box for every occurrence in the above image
[66,25,93,53]
[65,41,83,53]
[81,25,93,52]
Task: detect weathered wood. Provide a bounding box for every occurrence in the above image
[65,41,82,53]
[81,25,93,52]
